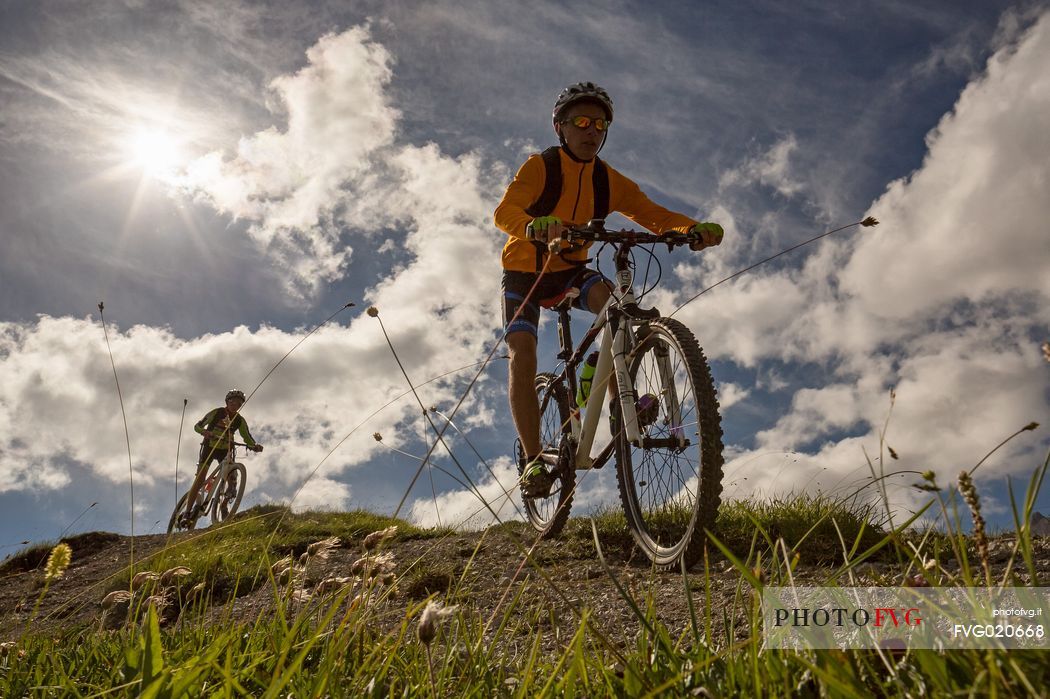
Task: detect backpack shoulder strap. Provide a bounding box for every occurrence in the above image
[592,157,609,220]
[523,147,563,218]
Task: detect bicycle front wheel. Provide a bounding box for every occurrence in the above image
[521,372,575,538]
[210,463,247,524]
[614,318,723,569]
[167,492,195,533]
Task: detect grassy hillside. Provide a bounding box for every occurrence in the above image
[1,456,1048,697]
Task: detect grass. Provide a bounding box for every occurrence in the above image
[1,448,1048,697]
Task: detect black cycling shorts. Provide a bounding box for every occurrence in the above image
[502,267,610,339]
[198,443,229,471]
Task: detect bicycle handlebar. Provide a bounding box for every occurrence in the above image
[533,219,699,252]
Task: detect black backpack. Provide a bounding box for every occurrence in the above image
[523,147,610,271]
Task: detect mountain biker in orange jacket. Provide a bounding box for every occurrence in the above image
[179,389,263,524]
[493,82,725,498]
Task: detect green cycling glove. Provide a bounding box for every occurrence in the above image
[527,216,562,238]
[691,221,724,244]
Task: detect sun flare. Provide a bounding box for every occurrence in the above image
[126,128,182,178]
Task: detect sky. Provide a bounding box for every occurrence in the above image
[1,0,1048,553]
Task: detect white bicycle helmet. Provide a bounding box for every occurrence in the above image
[552,82,614,125]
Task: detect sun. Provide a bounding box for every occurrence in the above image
[126,128,182,178]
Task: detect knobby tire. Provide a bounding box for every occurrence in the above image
[614,318,724,569]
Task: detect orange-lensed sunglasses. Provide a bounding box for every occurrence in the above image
[561,115,610,131]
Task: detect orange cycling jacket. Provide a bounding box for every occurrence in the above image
[494,147,698,273]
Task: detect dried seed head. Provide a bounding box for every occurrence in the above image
[100,590,133,609]
[373,432,383,442]
[316,576,354,594]
[143,594,168,609]
[861,216,879,227]
[417,600,457,645]
[914,470,940,492]
[159,566,193,586]
[131,571,160,590]
[887,445,898,460]
[351,552,396,578]
[363,526,398,551]
[958,471,991,581]
[307,537,341,560]
[45,543,72,581]
[366,306,379,317]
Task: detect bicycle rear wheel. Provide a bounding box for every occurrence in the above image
[210,463,247,524]
[614,318,723,568]
[520,372,575,538]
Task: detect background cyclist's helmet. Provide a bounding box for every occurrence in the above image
[552,82,614,125]
[225,389,246,402]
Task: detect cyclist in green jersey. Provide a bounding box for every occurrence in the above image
[178,389,263,525]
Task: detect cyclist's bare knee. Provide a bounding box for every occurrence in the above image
[506,331,537,364]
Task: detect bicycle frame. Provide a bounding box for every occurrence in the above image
[542,239,688,472]
[195,444,240,509]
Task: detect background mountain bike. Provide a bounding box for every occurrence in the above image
[167,442,251,533]
[520,220,724,569]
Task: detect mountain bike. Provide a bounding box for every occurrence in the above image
[167,442,251,533]
[519,219,724,569]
